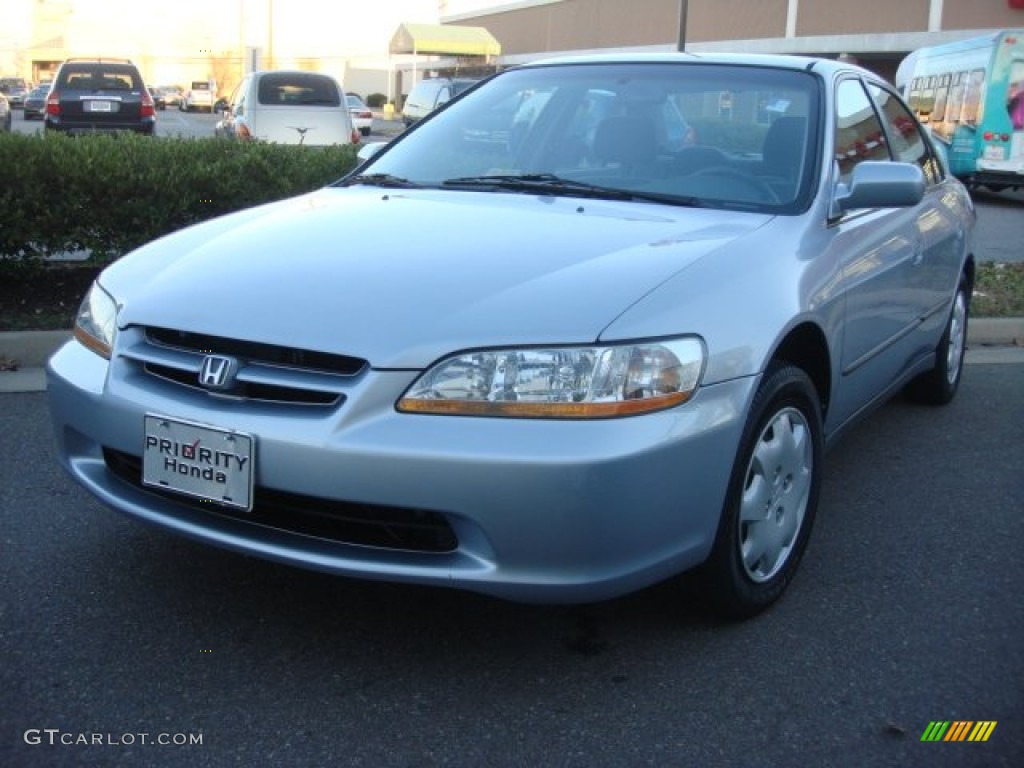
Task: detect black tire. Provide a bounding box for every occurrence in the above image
[904,278,969,405]
[696,363,823,620]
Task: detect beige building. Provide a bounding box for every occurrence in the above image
[437,0,1024,81]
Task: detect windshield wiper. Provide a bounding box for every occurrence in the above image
[338,173,423,189]
[441,173,700,207]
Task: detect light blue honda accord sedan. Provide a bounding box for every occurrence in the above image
[47,53,975,618]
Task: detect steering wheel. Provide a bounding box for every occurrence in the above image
[688,166,780,204]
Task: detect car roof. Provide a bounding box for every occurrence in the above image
[520,51,874,79]
[254,69,339,80]
[60,57,136,68]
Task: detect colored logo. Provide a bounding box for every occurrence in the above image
[921,721,997,742]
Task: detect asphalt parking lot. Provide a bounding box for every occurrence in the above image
[2,360,1021,767]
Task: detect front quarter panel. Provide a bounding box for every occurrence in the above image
[600,213,839,386]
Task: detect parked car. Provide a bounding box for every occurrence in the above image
[181,81,215,112]
[215,70,357,146]
[402,76,480,126]
[346,93,373,136]
[149,87,165,110]
[22,84,49,120]
[7,84,28,108]
[0,77,29,108]
[48,53,975,619]
[44,58,156,135]
[153,85,183,108]
[0,91,10,132]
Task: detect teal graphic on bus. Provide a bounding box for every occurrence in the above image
[896,30,1024,191]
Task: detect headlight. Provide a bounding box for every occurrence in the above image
[73,281,118,359]
[398,338,705,419]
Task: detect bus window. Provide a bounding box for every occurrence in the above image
[908,77,922,114]
[945,72,968,129]
[962,69,985,126]
[932,73,951,123]
[920,76,937,122]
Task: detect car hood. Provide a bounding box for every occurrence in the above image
[109,188,771,368]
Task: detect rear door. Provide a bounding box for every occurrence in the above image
[59,64,144,126]
[251,72,352,145]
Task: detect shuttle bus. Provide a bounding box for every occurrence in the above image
[896,30,1024,190]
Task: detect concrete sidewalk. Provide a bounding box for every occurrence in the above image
[2,320,1022,394]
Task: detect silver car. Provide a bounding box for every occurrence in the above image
[48,53,975,619]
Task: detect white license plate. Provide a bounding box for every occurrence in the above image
[143,415,255,511]
[983,145,1006,161]
[85,100,113,112]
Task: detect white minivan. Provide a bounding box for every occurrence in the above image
[216,70,358,146]
[402,77,481,126]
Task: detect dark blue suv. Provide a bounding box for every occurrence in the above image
[44,58,156,135]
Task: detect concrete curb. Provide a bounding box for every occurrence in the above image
[967,317,1024,346]
[2,319,1022,395]
[0,330,72,368]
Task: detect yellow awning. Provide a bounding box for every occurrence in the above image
[390,23,501,57]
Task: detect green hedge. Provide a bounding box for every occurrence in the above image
[0,132,360,266]
[689,118,768,154]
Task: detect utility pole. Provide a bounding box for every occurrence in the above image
[266,0,273,70]
[677,0,688,52]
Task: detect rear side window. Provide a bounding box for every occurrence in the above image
[256,73,340,107]
[867,83,945,185]
[834,79,889,186]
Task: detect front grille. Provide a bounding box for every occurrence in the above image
[147,327,366,376]
[144,363,341,406]
[103,449,458,554]
[118,326,368,406]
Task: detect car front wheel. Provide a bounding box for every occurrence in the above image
[697,363,823,620]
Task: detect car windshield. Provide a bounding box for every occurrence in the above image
[354,62,820,213]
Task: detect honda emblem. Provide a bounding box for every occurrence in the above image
[198,355,238,390]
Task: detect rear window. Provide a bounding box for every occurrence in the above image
[60,66,140,91]
[191,81,211,92]
[256,73,340,107]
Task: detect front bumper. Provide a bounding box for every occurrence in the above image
[47,337,755,603]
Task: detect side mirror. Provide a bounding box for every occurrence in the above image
[834,161,925,215]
